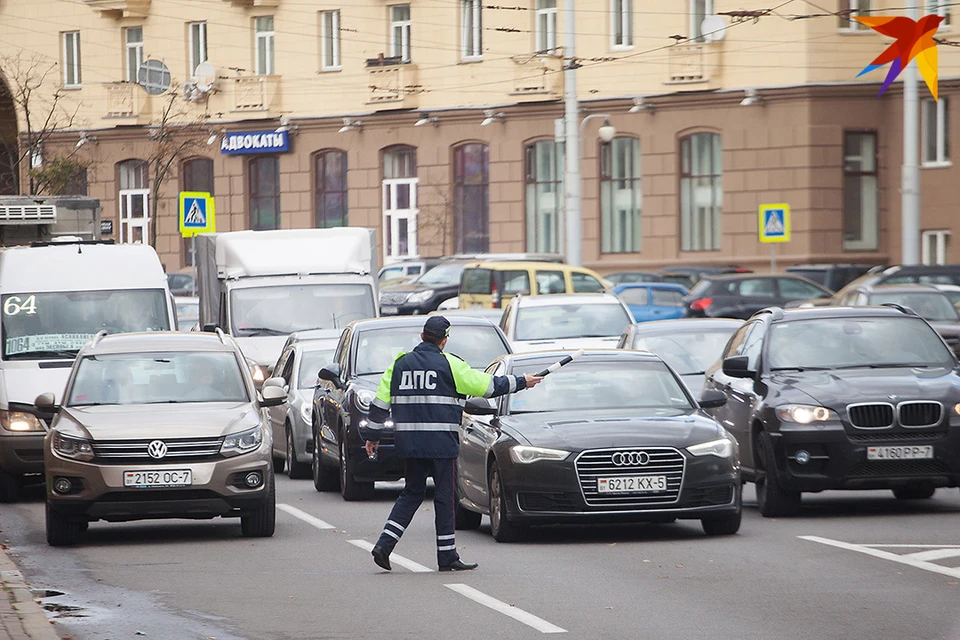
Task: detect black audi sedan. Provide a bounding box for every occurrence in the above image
[454,350,741,541]
[703,305,960,517]
[312,315,511,500]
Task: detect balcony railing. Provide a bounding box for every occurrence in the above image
[666,44,710,84]
[84,0,150,18]
[366,63,422,108]
[509,53,563,100]
[231,75,280,113]
[104,82,148,119]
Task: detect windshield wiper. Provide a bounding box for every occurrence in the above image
[833,362,936,370]
[237,327,288,337]
[770,366,831,372]
[6,350,77,360]
[71,401,119,407]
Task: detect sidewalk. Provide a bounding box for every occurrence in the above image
[0,547,62,640]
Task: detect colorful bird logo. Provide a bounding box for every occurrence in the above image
[855,14,944,100]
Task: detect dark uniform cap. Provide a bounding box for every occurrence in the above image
[423,315,451,340]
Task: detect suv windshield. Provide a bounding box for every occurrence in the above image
[415,263,465,286]
[231,284,375,336]
[767,317,956,370]
[354,325,508,375]
[507,360,692,414]
[515,303,632,341]
[67,351,248,406]
[2,289,169,360]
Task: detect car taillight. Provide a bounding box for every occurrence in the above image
[690,297,713,311]
[491,282,501,308]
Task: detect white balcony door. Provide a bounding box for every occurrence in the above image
[382,178,418,262]
[119,189,150,244]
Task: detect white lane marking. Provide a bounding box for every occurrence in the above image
[347,539,433,573]
[445,583,567,634]
[277,503,335,530]
[859,544,960,548]
[800,536,960,579]
[903,549,960,562]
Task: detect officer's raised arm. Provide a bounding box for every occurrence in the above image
[443,353,543,398]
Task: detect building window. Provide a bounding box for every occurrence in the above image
[462,0,483,60]
[118,160,149,245]
[535,0,557,54]
[839,0,871,31]
[62,31,81,87]
[842,131,878,251]
[690,0,714,42]
[922,230,951,265]
[125,27,143,83]
[382,145,418,261]
[922,97,950,166]
[315,149,348,228]
[524,140,563,254]
[454,143,489,253]
[320,11,342,71]
[600,137,642,254]
[255,16,275,75]
[612,0,632,48]
[926,0,951,27]
[390,5,412,63]
[249,156,280,230]
[679,132,722,252]
[189,22,208,74]
[182,157,214,265]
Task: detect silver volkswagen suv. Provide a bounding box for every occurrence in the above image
[40,330,286,546]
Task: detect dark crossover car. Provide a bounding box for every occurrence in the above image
[454,350,741,541]
[795,265,960,308]
[784,264,877,292]
[379,261,468,315]
[312,315,511,500]
[618,318,744,395]
[703,305,960,517]
[683,274,832,319]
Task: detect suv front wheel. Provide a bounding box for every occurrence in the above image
[46,502,81,546]
[240,473,276,537]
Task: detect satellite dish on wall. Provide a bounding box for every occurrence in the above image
[194,61,216,93]
[137,59,172,95]
[701,15,727,42]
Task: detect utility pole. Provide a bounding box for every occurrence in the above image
[562,0,581,267]
[901,0,921,265]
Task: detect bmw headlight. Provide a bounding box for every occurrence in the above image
[52,432,94,461]
[355,389,376,412]
[509,445,570,464]
[220,426,264,457]
[0,410,43,432]
[300,402,312,423]
[954,403,960,416]
[776,404,838,424]
[407,290,435,305]
[687,438,734,458]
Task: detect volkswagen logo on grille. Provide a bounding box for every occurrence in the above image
[611,451,650,466]
[147,440,168,459]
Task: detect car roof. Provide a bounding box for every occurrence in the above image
[856,283,944,294]
[761,305,924,322]
[627,318,744,333]
[287,328,343,342]
[461,260,593,271]
[79,331,241,355]
[510,292,623,307]
[346,314,502,332]
[785,263,877,269]
[612,282,688,292]
[298,339,340,351]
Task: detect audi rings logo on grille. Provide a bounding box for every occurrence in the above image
[147,440,168,459]
[611,451,650,466]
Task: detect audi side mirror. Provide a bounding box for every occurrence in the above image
[722,355,755,379]
[463,397,497,416]
[698,389,727,409]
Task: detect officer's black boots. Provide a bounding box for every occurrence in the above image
[439,559,478,572]
[372,545,392,571]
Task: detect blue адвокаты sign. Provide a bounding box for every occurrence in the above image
[220,130,290,155]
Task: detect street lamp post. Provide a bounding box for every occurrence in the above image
[562,113,615,267]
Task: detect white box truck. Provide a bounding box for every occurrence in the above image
[196,228,379,382]
[0,238,176,501]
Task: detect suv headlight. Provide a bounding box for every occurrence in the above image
[407,290,435,305]
[687,438,734,458]
[355,389,376,412]
[776,404,838,424]
[220,426,264,457]
[52,432,94,461]
[300,402,312,423]
[0,410,43,432]
[509,445,569,464]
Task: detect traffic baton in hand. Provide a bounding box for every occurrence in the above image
[535,349,586,377]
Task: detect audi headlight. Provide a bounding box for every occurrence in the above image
[407,290,435,305]
[355,389,376,412]
[509,445,570,464]
[52,432,94,461]
[220,426,264,457]
[300,402,312,423]
[954,403,960,416]
[776,404,838,424]
[687,438,734,458]
[0,410,43,432]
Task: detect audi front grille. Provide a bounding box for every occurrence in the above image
[575,447,684,508]
[92,437,225,464]
[897,401,943,428]
[847,403,895,429]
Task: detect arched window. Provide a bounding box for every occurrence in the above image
[524,139,563,253]
[453,143,489,254]
[249,156,280,230]
[117,159,149,244]
[679,132,722,251]
[181,157,214,265]
[314,149,348,228]
[600,136,641,253]
[381,145,418,260]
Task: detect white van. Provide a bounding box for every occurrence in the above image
[0,239,175,501]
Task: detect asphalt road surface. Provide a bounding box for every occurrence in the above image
[2,476,959,640]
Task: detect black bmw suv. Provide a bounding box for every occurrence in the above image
[703,305,960,516]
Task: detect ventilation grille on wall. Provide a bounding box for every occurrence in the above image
[0,205,57,224]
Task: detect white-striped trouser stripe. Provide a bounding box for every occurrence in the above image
[483,378,496,398]
[394,422,459,432]
[382,529,401,541]
[437,534,455,541]
[387,520,406,532]
[507,375,518,393]
[391,395,465,407]
[438,544,457,551]
[371,397,390,411]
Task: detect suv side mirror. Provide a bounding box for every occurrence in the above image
[260,385,287,408]
[34,392,57,410]
[722,355,755,379]
[263,376,285,389]
[464,397,497,416]
[698,389,727,409]
[318,363,345,390]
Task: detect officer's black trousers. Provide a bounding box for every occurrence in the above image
[376,457,459,567]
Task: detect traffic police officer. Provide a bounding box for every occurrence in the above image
[363,315,542,572]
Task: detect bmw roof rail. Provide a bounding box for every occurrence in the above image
[879,302,918,317]
[91,330,108,347]
[214,327,229,345]
[757,306,784,320]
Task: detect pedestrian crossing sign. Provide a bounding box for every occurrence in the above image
[758,203,790,243]
[179,192,216,237]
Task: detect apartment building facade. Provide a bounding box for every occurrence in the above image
[0,0,957,272]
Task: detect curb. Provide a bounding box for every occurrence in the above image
[0,550,62,640]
